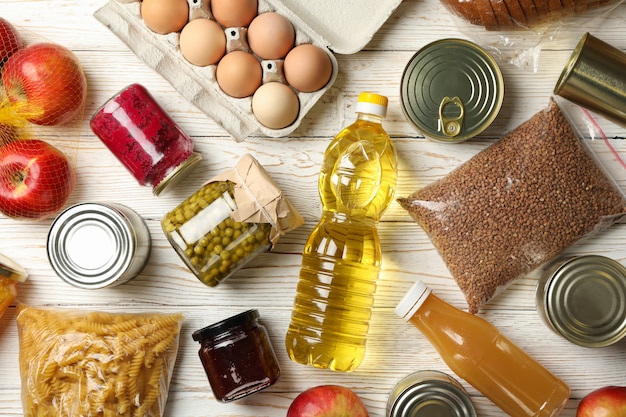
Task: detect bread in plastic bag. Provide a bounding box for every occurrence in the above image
[16,305,184,417]
[398,98,626,313]
[442,0,619,31]
[440,0,625,71]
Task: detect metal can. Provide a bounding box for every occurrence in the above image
[47,202,151,289]
[400,38,504,143]
[536,255,626,348]
[387,370,477,417]
[554,33,626,129]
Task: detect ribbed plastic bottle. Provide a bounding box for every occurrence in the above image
[396,280,570,417]
[285,92,398,372]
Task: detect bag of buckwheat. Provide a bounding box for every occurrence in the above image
[398,98,626,313]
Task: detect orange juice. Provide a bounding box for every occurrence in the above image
[396,281,570,417]
[0,254,28,318]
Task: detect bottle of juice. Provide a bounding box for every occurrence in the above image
[0,254,28,318]
[396,280,570,417]
[285,92,398,372]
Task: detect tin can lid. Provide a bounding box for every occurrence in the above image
[387,370,477,417]
[47,203,138,289]
[400,39,504,142]
[546,255,626,347]
[0,254,28,283]
[192,309,260,342]
[153,151,202,196]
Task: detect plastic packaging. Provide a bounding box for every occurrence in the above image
[398,98,626,313]
[396,280,570,417]
[0,24,84,220]
[285,92,398,372]
[16,306,184,417]
[441,0,625,71]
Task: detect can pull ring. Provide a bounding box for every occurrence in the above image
[439,96,464,137]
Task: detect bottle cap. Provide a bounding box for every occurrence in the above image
[396,280,431,320]
[0,254,28,283]
[356,92,388,118]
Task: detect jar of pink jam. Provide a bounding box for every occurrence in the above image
[90,84,202,196]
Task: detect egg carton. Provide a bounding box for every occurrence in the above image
[94,0,402,141]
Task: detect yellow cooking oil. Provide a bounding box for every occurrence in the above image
[285,92,398,372]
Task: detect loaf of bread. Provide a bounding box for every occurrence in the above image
[442,0,615,30]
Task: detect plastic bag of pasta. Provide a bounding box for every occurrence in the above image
[16,305,184,417]
[398,98,626,314]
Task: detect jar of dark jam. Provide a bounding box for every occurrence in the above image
[90,83,202,196]
[192,309,281,402]
[162,180,272,287]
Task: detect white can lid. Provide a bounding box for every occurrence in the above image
[395,280,432,321]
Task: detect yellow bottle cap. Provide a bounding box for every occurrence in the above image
[356,92,388,118]
[358,92,388,107]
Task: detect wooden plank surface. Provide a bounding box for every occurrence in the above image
[1,0,625,416]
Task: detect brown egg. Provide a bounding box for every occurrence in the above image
[179,18,226,66]
[141,0,189,34]
[247,12,295,60]
[216,51,262,98]
[284,44,333,93]
[211,0,258,27]
[252,82,300,129]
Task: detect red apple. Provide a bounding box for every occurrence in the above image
[0,17,23,66]
[577,386,626,417]
[287,385,369,417]
[2,42,87,126]
[0,138,75,220]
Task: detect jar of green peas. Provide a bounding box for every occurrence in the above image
[162,154,303,287]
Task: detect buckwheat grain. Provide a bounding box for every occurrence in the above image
[399,99,626,313]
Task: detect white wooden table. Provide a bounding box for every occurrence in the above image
[1,1,626,416]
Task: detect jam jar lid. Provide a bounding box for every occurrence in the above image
[192,309,260,342]
[0,254,28,283]
[152,151,202,196]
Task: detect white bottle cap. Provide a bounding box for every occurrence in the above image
[395,280,432,321]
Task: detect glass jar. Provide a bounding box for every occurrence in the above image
[90,83,202,196]
[162,180,272,287]
[192,309,281,402]
[0,254,28,318]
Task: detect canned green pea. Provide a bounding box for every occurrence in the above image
[162,180,272,287]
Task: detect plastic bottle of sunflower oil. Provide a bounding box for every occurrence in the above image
[285,92,398,372]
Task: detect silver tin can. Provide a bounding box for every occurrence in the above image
[400,38,504,143]
[47,202,151,289]
[554,33,626,129]
[536,255,626,348]
[387,370,477,417]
